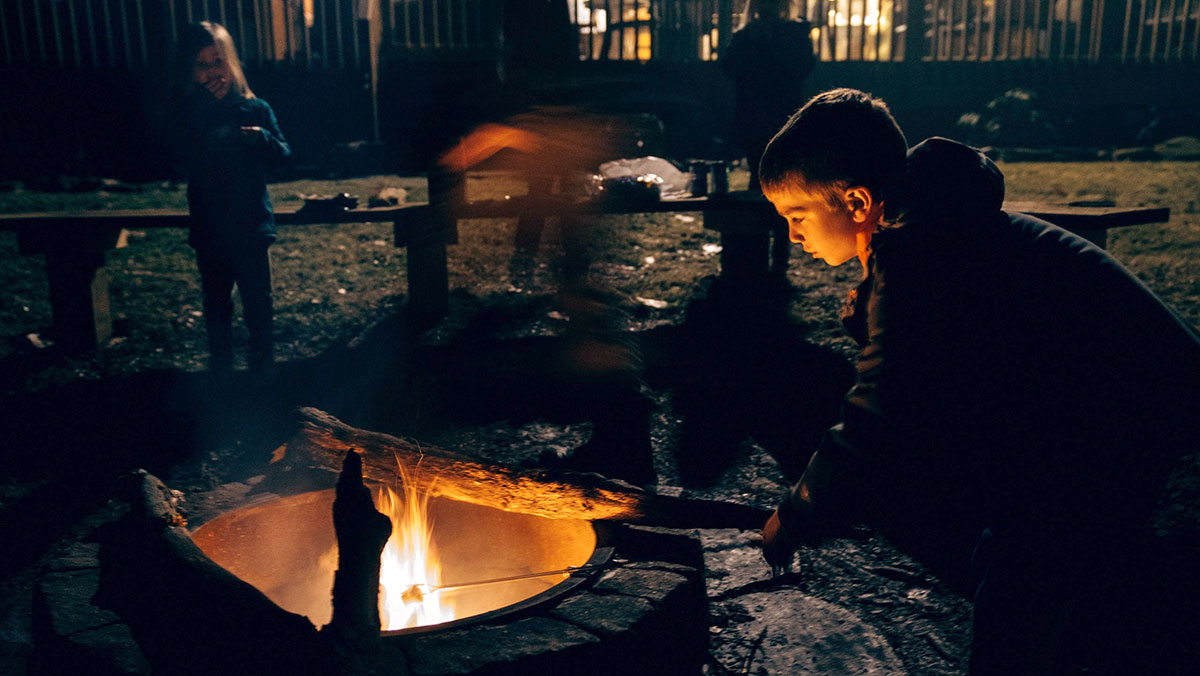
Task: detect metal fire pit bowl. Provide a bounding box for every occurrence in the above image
[191,488,611,633]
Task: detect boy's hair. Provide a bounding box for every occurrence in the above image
[759,88,907,205]
[175,21,254,100]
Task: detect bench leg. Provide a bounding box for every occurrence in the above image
[406,241,448,325]
[45,251,113,351]
[718,232,771,287]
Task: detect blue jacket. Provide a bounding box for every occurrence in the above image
[175,87,291,249]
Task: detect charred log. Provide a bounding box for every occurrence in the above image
[321,451,395,675]
[94,470,331,676]
[284,407,770,529]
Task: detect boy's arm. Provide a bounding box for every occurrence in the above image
[764,418,881,565]
[762,268,906,561]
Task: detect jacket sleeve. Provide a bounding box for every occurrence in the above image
[776,245,950,537]
[256,100,292,164]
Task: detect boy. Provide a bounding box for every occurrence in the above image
[757,89,1200,674]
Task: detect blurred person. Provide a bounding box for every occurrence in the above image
[721,0,815,282]
[756,89,1200,675]
[170,22,291,377]
[437,109,656,486]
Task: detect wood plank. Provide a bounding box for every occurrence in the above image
[1004,201,1170,230]
[0,204,431,230]
[0,197,1169,234]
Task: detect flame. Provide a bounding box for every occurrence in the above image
[373,480,455,630]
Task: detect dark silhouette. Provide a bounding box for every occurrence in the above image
[758,89,1200,675]
[435,112,656,487]
[721,0,815,279]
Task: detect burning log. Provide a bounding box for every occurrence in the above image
[284,407,770,529]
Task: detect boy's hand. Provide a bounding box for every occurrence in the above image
[760,509,797,573]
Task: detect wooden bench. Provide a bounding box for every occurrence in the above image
[0,189,1170,351]
[0,203,444,351]
[442,189,1171,284]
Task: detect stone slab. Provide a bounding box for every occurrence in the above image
[710,590,905,676]
[399,616,602,676]
[54,623,149,676]
[31,569,150,675]
[33,570,120,639]
[700,528,774,598]
[549,592,655,638]
[591,567,690,604]
[45,541,101,573]
[700,529,908,675]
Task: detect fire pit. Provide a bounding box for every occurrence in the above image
[190,485,611,633]
[49,410,772,675]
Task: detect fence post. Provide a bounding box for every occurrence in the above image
[1098,0,1130,61]
[905,0,926,60]
[717,0,733,57]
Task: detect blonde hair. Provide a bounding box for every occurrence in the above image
[181,21,254,99]
[737,0,795,30]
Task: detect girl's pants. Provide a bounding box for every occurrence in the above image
[196,243,273,373]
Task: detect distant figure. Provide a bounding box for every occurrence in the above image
[437,112,656,487]
[757,89,1200,675]
[499,0,575,98]
[498,0,577,268]
[721,0,815,280]
[170,22,291,376]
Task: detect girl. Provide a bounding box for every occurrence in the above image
[172,21,290,376]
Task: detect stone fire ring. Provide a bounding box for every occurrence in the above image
[381,523,709,676]
[32,479,709,676]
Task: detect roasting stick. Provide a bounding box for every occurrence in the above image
[400,563,611,602]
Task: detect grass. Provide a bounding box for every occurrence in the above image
[1,161,1197,393]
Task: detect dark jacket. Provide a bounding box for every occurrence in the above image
[780,138,1200,545]
[721,17,815,180]
[174,87,291,250]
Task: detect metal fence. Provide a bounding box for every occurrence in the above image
[1,0,1195,69]
[908,0,1197,62]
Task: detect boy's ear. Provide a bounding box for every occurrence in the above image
[843,186,878,224]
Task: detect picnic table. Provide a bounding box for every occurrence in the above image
[443,189,1171,288]
[0,190,1170,351]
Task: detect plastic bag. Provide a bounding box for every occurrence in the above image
[597,156,691,199]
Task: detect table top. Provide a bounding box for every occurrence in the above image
[0,193,1170,231]
[0,204,424,230]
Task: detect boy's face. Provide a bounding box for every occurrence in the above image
[764,184,869,266]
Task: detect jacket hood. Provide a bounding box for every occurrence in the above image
[882,137,1005,227]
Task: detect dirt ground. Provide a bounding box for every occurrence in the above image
[1,162,1199,674]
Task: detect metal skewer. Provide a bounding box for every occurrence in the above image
[400,563,610,603]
